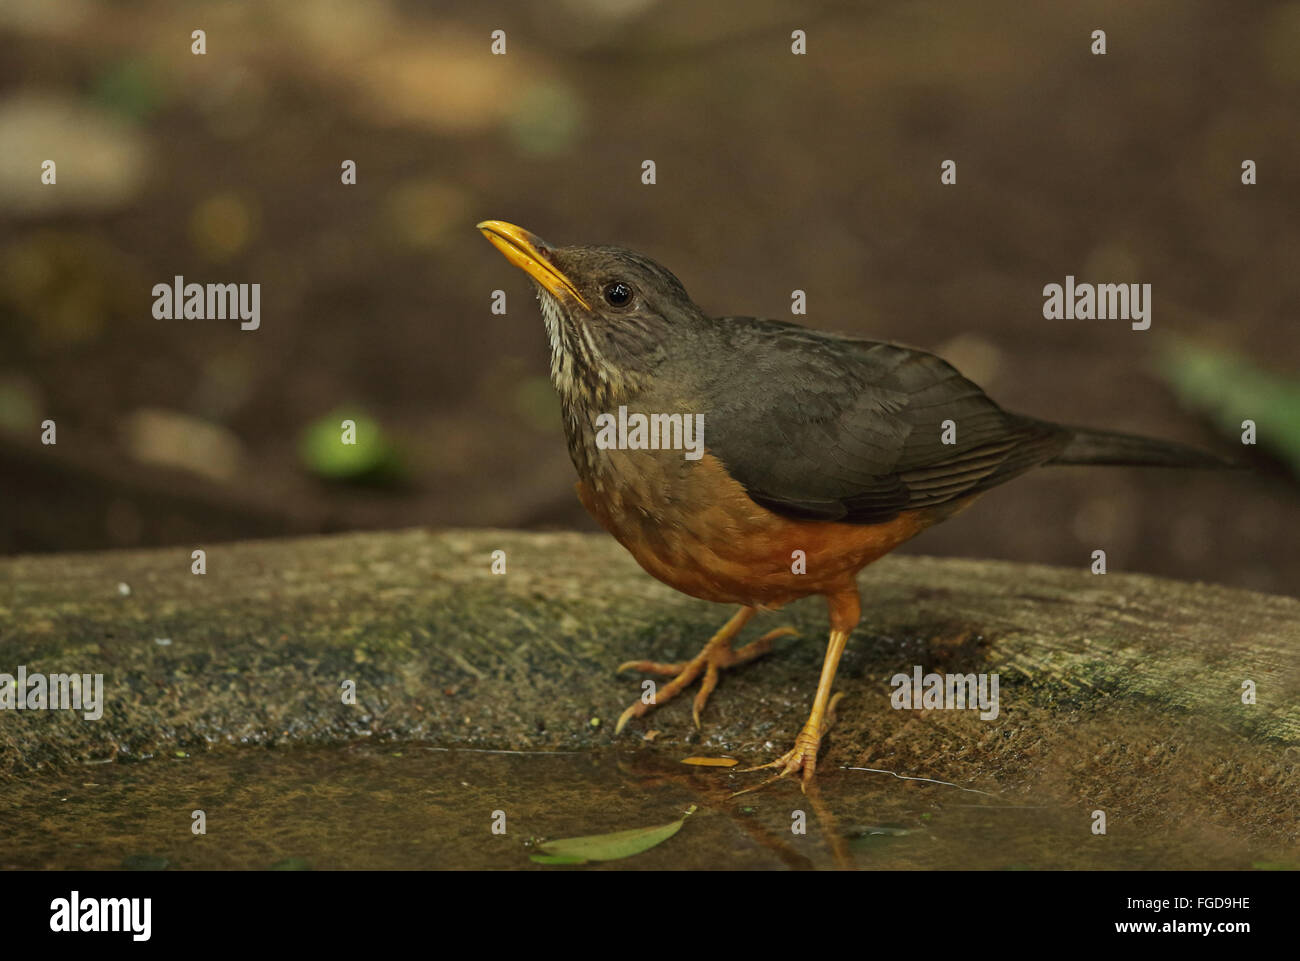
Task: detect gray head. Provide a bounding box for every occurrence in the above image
[478,221,706,404]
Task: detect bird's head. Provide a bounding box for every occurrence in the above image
[477,220,704,404]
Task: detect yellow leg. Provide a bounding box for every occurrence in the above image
[734,588,861,794]
[615,607,798,734]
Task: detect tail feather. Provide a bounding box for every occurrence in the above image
[1046,426,1241,469]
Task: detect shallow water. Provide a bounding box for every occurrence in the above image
[0,744,1270,870]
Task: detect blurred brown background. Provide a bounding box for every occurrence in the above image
[1,0,1297,595]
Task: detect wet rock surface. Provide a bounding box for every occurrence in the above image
[1,529,1297,865]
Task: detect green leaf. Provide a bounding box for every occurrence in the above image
[531,805,697,865]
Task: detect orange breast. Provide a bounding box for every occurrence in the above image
[575,451,960,608]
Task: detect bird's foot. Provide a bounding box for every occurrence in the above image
[731,692,844,796]
[614,620,797,734]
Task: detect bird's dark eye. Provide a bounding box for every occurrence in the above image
[603,281,634,307]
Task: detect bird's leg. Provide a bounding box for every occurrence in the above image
[734,588,861,794]
[615,606,798,734]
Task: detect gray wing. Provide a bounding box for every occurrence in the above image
[697,318,1070,524]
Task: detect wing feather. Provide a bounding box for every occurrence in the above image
[696,318,1070,524]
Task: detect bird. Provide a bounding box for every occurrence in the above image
[477,219,1236,793]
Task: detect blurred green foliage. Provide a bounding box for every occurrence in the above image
[1155,340,1300,477]
[299,410,406,485]
[92,58,167,121]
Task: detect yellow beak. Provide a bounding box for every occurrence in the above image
[477,220,591,310]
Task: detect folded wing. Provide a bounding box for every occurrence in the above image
[699,319,1070,524]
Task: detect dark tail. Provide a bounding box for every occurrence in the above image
[1045,426,1242,469]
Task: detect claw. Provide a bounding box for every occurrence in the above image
[692,661,721,728]
[729,692,845,796]
[614,609,791,734]
[614,701,643,736]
